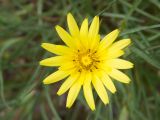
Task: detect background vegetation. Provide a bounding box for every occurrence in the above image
[0,0,160,119]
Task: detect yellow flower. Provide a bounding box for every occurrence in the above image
[40,13,133,111]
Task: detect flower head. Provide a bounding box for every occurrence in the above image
[40,13,133,110]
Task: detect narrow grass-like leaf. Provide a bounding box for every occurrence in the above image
[131,47,160,69]
[121,24,160,36]
[0,38,22,109]
[119,0,160,22]
[44,86,61,120]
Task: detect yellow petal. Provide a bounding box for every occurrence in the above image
[58,61,75,71]
[83,72,95,111]
[66,81,81,108]
[101,72,116,93]
[66,72,85,108]
[41,43,72,55]
[80,18,88,37]
[90,34,100,50]
[108,39,131,51]
[109,69,131,83]
[67,13,79,36]
[99,29,120,50]
[92,74,109,104]
[80,18,88,47]
[106,59,134,69]
[89,16,99,40]
[43,70,70,84]
[99,63,112,73]
[106,50,124,59]
[55,25,75,48]
[78,71,86,85]
[98,49,124,60]
[40,56,67,67]
[57,72,80,95]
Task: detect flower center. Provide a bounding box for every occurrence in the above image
[80,55,92,67]
[73,49,100,71]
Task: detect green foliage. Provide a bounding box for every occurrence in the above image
[0,0,160,119]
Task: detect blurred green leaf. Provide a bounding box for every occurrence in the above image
[119,106,128,120]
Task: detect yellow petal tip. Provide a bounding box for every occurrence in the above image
[66,104,71,108]
[43,80,49,84]
[41,43,48,49]
[39,61,43,65]
[116,29,120,34]
[104,101,109,105]
[84,18,88,22]
[130,65,134,68]
[67,12,72,16]
[91,107,96,111]
[125,79,131,84]
[112,89,117,94]
[55,25,59,30]
[57,92,61,96]
[67,13,74,21]
[127,39,132,44]
[94,15,99,18]
[39,60,46,66]
[57,90,63,96]
[41,43,45,47]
